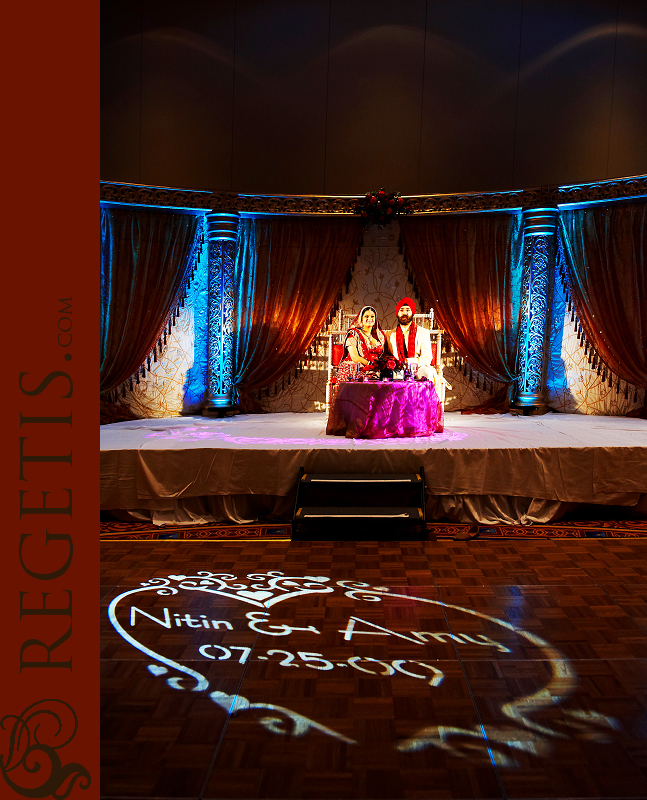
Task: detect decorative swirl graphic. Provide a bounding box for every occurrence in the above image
[135,576,179,596]
[209,692,356,743]
[108,572,333,693]
[336,580,390,601]
[155,571,333,608]
[335,581,619,766]
[106,573,621,765]
[0,699,91,798]
[108,585,209,692]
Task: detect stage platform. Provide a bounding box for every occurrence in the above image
[100,412,647,526]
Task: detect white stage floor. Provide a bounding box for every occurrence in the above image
[101,412,647,523]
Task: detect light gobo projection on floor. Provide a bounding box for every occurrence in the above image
[107,571,619,769]
[142,425,469,446]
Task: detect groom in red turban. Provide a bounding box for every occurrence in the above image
[386,297,448,390]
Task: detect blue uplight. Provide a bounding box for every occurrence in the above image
[182,217,209,412]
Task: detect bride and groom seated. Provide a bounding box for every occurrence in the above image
[335,297,449,398]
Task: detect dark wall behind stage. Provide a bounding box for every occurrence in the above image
[101,0,647,196]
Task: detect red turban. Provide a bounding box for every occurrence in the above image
[395,297,416,316]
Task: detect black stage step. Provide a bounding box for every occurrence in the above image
[291,469,426,540]
[300,473,421,482]
[295,506,423,519]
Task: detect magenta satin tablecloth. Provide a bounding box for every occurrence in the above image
[326,380,444,439]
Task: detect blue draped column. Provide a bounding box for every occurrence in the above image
[202,212,239,416]
[514,207,557,411]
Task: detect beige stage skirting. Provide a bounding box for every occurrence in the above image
[100,412,647,525]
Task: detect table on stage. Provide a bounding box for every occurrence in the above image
[326,379,444,439]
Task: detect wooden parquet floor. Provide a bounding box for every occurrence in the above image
[101,539,647,799]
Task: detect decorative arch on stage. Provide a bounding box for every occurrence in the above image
[100,176,646,421]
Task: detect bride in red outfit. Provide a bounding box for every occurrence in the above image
[335,306,385,384]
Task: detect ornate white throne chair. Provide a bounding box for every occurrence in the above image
[325,309,356,418]
[413,310,449,405]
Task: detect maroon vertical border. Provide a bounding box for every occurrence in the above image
[5,0,99,797]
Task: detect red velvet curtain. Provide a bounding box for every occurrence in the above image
[233,216,363,411]
[559,201,646,390]
[100,206,198,395]
[400,213,523,409]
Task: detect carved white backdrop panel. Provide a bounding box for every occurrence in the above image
[546,272,644,415]
[120,244,209,418]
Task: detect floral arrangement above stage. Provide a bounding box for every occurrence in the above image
[353,189,412,227]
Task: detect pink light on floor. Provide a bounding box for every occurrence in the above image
[142,426,468,444]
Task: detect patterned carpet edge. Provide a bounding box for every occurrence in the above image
[100,519,647,541]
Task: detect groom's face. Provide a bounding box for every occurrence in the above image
[397,305,412,325]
